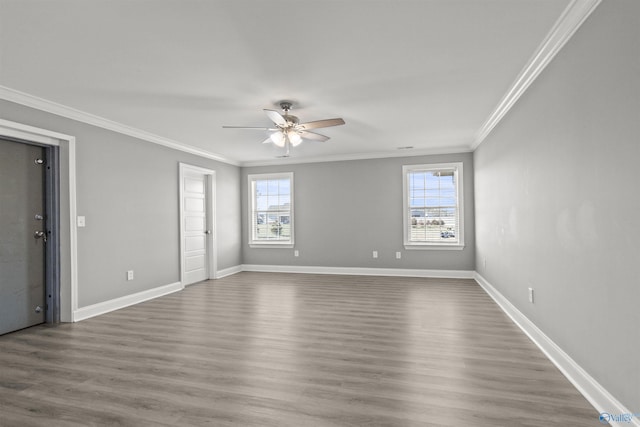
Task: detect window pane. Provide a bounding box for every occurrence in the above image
[405,165,460,244]
[255,195,268,210]
[255,180,267,195]
[250,173,293,244]
[278,178,290,192]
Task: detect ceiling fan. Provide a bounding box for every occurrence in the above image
[223,101,345,156]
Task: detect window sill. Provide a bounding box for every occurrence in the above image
[404,243,465,251]
[249,242,294,249]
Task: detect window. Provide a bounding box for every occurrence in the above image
[248,172,294,247]
[403,163,464,249]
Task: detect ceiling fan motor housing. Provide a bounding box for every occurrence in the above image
[279,101,293,112]
[284,115,299,127]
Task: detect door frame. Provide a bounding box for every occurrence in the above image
[178,163,217,284]
[0,119,78,322]
[42,142,60,323]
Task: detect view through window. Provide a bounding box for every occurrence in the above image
[249,173,293,246]
[403,163,463,247]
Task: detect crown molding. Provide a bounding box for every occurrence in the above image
[239,145,473,168]
[1,84,470,167]
[472,0,602,150]
[0,85,240,166]
[1,0,602,164]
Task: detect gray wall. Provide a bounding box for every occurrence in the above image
[242,153,475,271]
[0,100,242,308]
[474,0,639,411]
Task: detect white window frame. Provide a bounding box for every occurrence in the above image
[402,162,464,250]
[248,172,294,248]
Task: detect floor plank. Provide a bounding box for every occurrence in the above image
[0,273,602,426]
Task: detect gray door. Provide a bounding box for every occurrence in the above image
[0,138,47,335]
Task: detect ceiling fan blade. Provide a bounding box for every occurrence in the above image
[297,118,345,130]
[300,131,330,142]
[222,126,278,130]
[264,109,287,127]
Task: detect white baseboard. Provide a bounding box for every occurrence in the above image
[216,265,243,279]
[474,272,638,427]
[241,264,474,279]
[73,281,183,322]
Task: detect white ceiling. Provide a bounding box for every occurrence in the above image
[0,0,572,165]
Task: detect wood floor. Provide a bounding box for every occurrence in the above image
[0,272,601,426]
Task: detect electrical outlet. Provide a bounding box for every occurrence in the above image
[396,251,401,259]
[372,251,378,259]
[294,250,299,257]
[528,287,534,303]
[127,270,134,281]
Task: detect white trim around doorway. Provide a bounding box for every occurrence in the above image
[0,119,78,322]
[179,163,217,285]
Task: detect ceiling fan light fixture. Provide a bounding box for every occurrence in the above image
[288,131,302,146]
[270,132,286,147]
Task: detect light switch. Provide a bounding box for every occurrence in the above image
[77,216,86,227]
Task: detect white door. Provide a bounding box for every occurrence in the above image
[180,165,215,285]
